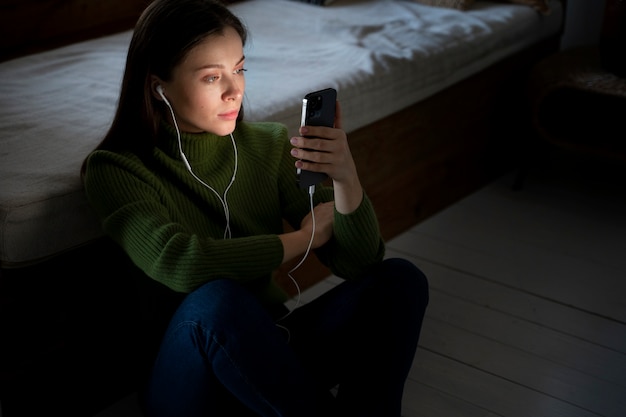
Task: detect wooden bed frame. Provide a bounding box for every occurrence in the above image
[0,0,567,415]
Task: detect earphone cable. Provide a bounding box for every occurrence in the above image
[162,91,237,239]
[279,184,316,323]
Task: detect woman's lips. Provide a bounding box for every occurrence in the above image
[219,110,239,121]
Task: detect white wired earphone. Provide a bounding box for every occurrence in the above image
[157,84,237,239]
[157,84,315,338]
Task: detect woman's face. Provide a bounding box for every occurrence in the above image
[159,26,245,136]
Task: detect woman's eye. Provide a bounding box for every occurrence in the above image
[204,75,219,83]
[234,68,247,75]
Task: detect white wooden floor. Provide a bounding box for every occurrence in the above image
[96,152,626,417]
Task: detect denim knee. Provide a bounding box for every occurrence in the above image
[380,257,429,304]
[169,279,259,330]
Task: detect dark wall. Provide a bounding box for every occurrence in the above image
[1,0,149,61]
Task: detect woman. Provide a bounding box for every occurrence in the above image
[81,0,429,416]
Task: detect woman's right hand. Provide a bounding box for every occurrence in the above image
[300,201,334,249]
[279,201,335,264]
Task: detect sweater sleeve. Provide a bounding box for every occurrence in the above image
[316,192,386,280]
[83,150,285,295]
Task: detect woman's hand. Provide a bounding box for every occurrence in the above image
[290,101,363,214]
[279,201,335,264]
[299,201,334,249]
[290,101,357,184]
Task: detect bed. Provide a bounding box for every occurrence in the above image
[0,0,565,414]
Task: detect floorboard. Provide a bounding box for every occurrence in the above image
[384,248,626,355]
[392,154,626,417]
[409,348,603,417]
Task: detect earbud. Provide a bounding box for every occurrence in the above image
[157,84,173,110]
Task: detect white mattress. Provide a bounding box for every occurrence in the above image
[0,0,563,267]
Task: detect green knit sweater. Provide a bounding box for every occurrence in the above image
[83,121,385,305]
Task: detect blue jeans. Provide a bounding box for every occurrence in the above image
[142,258,429,417]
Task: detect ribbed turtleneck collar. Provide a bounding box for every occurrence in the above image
[156,122,233,164]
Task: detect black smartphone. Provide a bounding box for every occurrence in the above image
[296,87,337,189]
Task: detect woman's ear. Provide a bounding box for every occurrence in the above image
[151,76,165,100]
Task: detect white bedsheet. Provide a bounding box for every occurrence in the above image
[0,0,563,266]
